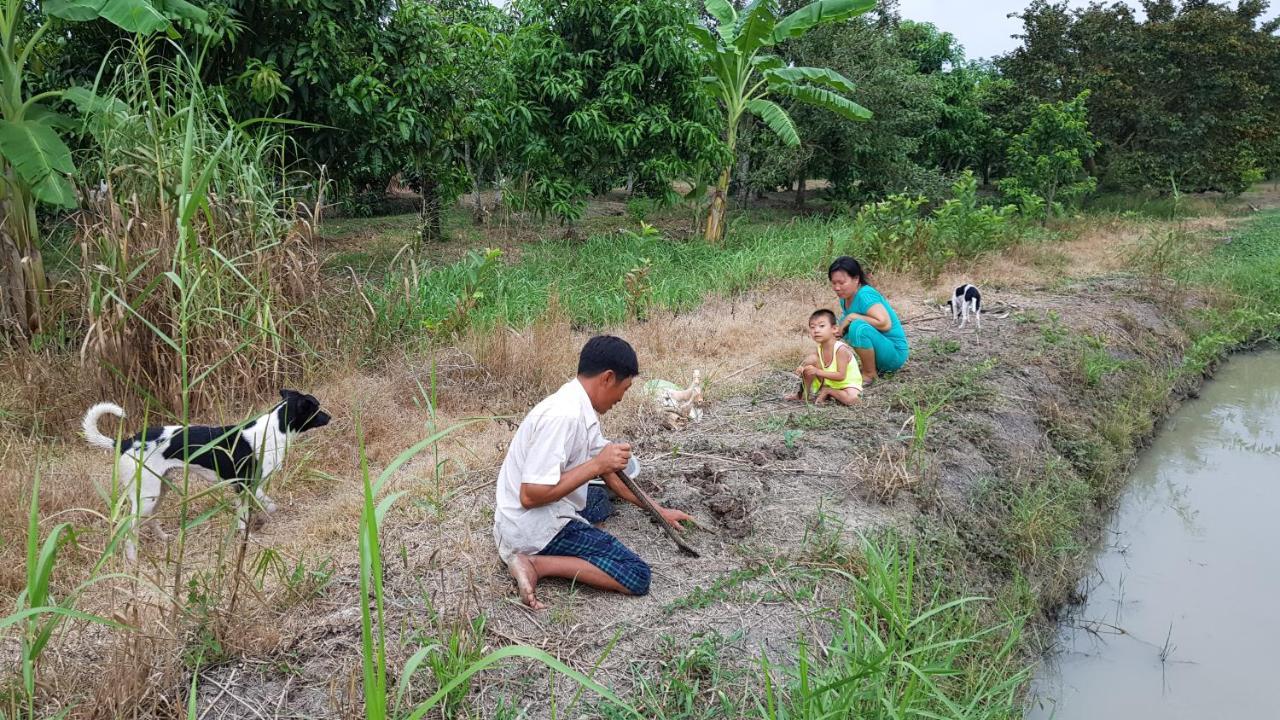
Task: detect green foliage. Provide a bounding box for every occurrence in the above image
[1079,335,1135,387]
[370,247,503,346]
[370,217,860,350]
[852,192,930,270]
[757,536,1028,719]
[33,0,508,213]
[4,473,125,716]
[497,0,720,222]
[1003,469,1089,567]
[1182,208,1280,377]
[998,91,1097,218]
[691,0,873,241]
[0,0,195,337]
[601,632,746,719]
[1001,0,1280,194]
[931,171,1018,262]
[853,172,1017,277]
[745,13,1014,206]
[621,256,654,322]
[76,46,320,413]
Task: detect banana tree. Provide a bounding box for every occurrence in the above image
[0,0,203,338]
[692,0,874,243]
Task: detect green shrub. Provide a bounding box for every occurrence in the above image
[852,173,1017,278]
[931,171,1018,267]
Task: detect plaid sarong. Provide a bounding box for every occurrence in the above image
[540,518,650,596]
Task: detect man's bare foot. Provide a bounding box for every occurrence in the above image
[861,374,876,387]
[507,554,546,610]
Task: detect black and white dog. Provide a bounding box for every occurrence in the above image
[82,389,331,562]
[947,284,982,330]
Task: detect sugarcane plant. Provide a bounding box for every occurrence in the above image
[692,0,875,243]
[0,0,204,338]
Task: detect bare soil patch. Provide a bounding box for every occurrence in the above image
[5,188,1271,717]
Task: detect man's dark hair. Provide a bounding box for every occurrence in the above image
[809,309,838,326]
[578,335,639,379]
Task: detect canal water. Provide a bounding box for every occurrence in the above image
[1026,351,1280,719]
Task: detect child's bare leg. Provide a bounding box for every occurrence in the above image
[814,388,832,405]
[829,387,862,406]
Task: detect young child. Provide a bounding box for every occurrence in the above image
[789,309,863,405]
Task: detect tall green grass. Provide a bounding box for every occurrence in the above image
[368,217,850,345]
[4,40,329,717]
[368,173,1029,347]
[3,476,116,717]
[76,40,323,415]
[758,537,1027,719]
[598,534,1028,719]
[1182,208,1280,376]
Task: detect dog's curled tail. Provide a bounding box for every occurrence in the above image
[83,402,126,450]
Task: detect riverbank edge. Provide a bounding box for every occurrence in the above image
[924,208,1280,701]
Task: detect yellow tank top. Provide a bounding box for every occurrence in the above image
[810,340,862,393]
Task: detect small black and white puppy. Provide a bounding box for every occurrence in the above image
[82,389,331,562]
[947,284,982,330]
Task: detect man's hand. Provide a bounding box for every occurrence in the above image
[593,442,632,475]
[658,506,693,528]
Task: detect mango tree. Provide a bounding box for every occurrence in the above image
[0,0,202,338]
[692,0,874,243]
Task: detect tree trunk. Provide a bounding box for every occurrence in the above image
[794,177,807,209]
[463,141,486,225]
[0,184,47,338]
[419,177,442,246]
[734,148,751,203]
[703,168,730,244]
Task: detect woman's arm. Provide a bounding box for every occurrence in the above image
[849,301,890,333]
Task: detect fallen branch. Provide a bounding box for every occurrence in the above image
[615,468,701,558]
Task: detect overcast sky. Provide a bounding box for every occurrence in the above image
[487,1,1277,62]
[895,0,1279,61]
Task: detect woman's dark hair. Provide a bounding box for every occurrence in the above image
[828,256,870,286]
[578,335,640,380]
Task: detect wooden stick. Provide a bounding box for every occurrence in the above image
[615,469,701,558]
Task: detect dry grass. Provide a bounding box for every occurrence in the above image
[3,188,1270,716]
[77,194,332,419]
[852,443,917,503]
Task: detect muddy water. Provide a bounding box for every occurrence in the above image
[1026,351,1280,720]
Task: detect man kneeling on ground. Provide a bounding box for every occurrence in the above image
[494,335,692,609]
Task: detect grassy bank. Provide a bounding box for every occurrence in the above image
[4,194,1279,718]
[922,206,1280,659]
[365,174,1027,351]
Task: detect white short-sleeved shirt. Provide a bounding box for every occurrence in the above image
[493,378,608,562]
